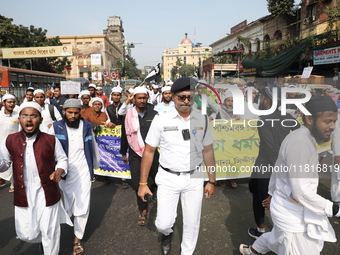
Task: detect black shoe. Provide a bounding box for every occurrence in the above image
[248,227,264,240]
[161,233,172,255]
[39,243,44,255]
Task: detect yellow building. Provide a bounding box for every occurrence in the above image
[48,35,123,82]
[162,33,211,82]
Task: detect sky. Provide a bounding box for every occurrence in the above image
[2,0,299,69]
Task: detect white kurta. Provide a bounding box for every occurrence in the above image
[0,133,71,255]
[331,112,340,202]
[252,125,336,255]
[50,120,100,239]
[40,103,62,133]
[0,108,20,181]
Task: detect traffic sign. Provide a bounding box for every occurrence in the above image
[102,69,109,77]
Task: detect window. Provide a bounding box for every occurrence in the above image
[85,42,91,44]
[263,35,270,49]
[307,3,318,22]
[77,42,82,45]
[274,30,282,41]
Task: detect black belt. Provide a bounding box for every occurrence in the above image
[160,165,195,176]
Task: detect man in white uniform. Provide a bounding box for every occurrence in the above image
[0,94,20,192]
[240,96,340,255]
[138,77,216,255]
[33,89,62,133]
[50,99,100,255]
[0,101,70,255]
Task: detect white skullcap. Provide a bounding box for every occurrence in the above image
[33,89,45,95]
[288,84,297,88]
[79,90,90,99]
[128,88,134,94]
[224,90,233,99]
[19,102,42,114]
[111,87,122,94]
[26,87,35,92]
[162,86,171,93]
[166,81,174,86]
[96,86,102,90]
[92,97,103,104]
[88,84,96,89]
[134,87,148,95]
[2,94,16,101]
[152,84,159,89]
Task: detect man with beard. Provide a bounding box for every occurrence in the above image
[85,98,108,126]
[120,86,159,226]
[154,86,175,112]
[0,101,70,255]
[50,86,67,115]
[240,96,339,255]
[105,87,124,127]
[50,99,100,255]
[247,85,300,240]
[138,77,216,255]
[0,94,20,192]
[34,89,62,133]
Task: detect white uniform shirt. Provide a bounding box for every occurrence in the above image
[145,107,213,172]
[40,103,62,133]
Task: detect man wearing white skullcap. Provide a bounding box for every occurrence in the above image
[120,86,159,226]
[0,94,19,192]
[95,86,110,108]
[149,84,162,105]
[84,97,108,125]
[34,89,62,133]
[106,87,124,127]
[79,90,95,120]
[24,87,35,102]
[154,86,174,112]
[0,100,70,255]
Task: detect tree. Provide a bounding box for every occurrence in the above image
[178,64,196,77]
[115,57,141,79]
[267,0,294,16]
[0,15,69,73]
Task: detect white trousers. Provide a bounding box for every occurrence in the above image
[252,226,322,255]
[155,168,204,255]
[74,208,90,239]
[15,201,65,255]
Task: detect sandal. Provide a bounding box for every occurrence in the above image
[9,186,14,193]
[138,214,147,226]
[72,242,84,255]
[121,180,129,189]
[229,180,237,189]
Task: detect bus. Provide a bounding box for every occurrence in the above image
[0,66,66,87]
[123,79,141,90]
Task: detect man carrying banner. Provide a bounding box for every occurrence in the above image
[240,95,339,255]
[50,99,100,255]
[0,101,71,255]
[120,86,159,226]
[138,77,216,255]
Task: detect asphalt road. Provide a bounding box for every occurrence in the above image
[1,153,340,255]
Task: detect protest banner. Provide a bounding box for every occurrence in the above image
[94,126,131,179]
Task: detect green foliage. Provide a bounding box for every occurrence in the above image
[0,15,68,73]
[178,64,196,77]
[115,57,141,79]
[267,0,295,16]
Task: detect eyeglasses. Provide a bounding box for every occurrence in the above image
[176,95,193,102]
[19,114,39,119]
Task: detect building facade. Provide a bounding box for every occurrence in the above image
[162,33,212,82]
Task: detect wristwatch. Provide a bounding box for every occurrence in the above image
[208,180,217,186]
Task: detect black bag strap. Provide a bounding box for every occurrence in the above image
[48,104,56,122]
